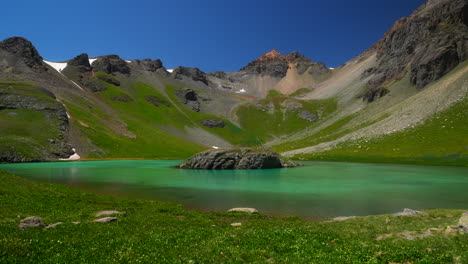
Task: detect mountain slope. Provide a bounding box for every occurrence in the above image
[0,0,467,165]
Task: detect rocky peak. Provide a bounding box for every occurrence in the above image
[91,55,130,75]
[364,0,468,90]
[67,53,92,72]
[256,49,283,62]
[0,37,45,71]
[135,58,164,72]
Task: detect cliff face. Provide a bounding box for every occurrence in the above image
[364,0,468,89]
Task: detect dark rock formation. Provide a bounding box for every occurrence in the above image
[361,87,390,103]
[298,111,318,122]
[135,58,164,72]
[110,94,133,102]
[175,88,200,112]
[207,71,227,79]
[91,55,130,75]
[363,0,468,89]
[145,95,170,107]
[200,119,225,128]
[67,53,92,72]
[0,37,46,72]
[172,66,208,85]
[177,148,300,170]
[97,75,121,86]
[240,50,331,78]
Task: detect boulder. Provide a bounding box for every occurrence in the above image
[19,216,46,230]
[177,148,300,170]
[228,208,258,214]
[200,119,225,128]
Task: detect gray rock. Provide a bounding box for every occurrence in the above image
[110,95,133,102]
[200,119,225,128]
[19,216,46,230]
[363,0,467,89]
[230,223,242,227]
[361,87,390,103]
[458,211,468,232]
[228,208,258,214]
[97,75,120,86]
[93,217,118,223]
[0,37,46,72]
[298,111,318,122]
[135,58,164,72]
[171,66,208,85]
[95,210,124,217]
[92,55,130,75]
[45,222,63,229]
[175,88,200,112]
[177,148,301,170]
[67,53,92,73]
[394,208,427,216]
[333,216,356,221]
[145,95,171,107]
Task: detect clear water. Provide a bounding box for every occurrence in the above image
[1,160,467,219]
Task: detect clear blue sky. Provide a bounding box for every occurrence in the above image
[1,0,426,72]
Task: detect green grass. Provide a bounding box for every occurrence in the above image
[289,88,312,97]
[165,85,261,146]
[293,94,468,167]
[1,170,467,263]
[235,96,337,142]
[0,82,65,161]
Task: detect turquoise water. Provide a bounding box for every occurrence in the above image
[1,160,467,218]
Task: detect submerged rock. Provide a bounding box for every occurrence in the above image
[458,211,468,232]
[177,148,300,170]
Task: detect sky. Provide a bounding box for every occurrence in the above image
[1,0,427,72]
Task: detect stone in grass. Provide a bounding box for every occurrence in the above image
[93,217,118,223]
[394,208,428,216]
[45,222,63,229]
[95,210,125,217]
[333,216,356,221]
[19,216,46,230]
[231,223,242,227]
[228,208,258,214]
[458,211,468,233]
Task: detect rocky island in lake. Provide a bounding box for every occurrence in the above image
[177,148,301,170]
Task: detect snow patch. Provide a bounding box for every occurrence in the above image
[167,69,174,73]
[329,67,335,70]
[125,60,132,63]
[66,112,71,119]
[43,60,68,73]
[212,146,219,149]
[60,148,81,161]
[88,58,97,65]
[235,89,246,94]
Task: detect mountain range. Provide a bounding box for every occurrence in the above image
[0,0,467,165]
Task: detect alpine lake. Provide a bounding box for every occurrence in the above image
[1,160,467,219]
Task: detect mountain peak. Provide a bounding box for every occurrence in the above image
[257,49,282,62]
[0,36,44,70]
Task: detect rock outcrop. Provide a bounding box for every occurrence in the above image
[0,37,47,73]
[172,66,208,85]
[363,0,468,89]
[240,49,331,78]
[19,216,46,230]
[175,88,200,112]
[177,148,300,170]
[67,53,92,73]
[92,55,130,75]
[135,58,165,72]
[200,119,225,128]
